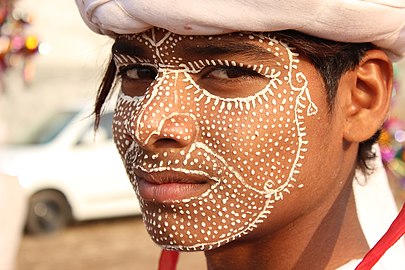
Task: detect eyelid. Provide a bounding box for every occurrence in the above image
[117,63,158,77]
[117,64,137,77]
[201,65,264,79]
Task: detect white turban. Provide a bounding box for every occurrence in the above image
[75,0,405,61]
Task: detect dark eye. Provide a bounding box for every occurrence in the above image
[118,65,158,96]
[205,66,260,79]
[197,65,268,98]
[120,65,157,80]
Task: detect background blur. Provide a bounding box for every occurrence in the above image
[0,0,206,269]
[0,0,110,141]
[0,0,404,269]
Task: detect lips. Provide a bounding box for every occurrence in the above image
[134,169,211,203]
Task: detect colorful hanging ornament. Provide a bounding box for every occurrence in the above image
[379,67,405,205]
[0,1,41,92]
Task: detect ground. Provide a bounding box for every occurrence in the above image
[16,216,206,270]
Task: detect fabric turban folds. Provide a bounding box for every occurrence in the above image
[76,0,405,61]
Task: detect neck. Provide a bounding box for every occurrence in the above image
[204,175,369,270]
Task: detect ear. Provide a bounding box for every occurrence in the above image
[343,50,393,142]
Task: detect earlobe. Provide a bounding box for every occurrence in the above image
[343,50,393,142]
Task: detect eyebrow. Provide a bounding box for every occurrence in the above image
[183,42,276,61]
[112,39,276,61]
[112,40,146,56]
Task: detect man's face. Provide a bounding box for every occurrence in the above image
[112,28,338,251]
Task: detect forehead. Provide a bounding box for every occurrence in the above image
[113,29,289,63]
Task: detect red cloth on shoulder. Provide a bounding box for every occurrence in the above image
[356,203,405,270]
[158,250,180,270]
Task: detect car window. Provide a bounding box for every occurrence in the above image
[98,112,114,140]
[15,111,79,145]
[76,112,114,145]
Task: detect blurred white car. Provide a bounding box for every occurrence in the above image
[0,102,141,234]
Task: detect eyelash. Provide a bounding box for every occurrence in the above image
[117,63,263,81]
[117,64,158,80]
[202,65,263,80]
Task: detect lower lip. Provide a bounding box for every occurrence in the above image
[136,178,210,203]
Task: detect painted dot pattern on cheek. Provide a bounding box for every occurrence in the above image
[112,29,318,251]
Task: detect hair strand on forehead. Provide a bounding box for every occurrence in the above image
[94,57,117,131]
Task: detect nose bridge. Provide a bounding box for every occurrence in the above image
[133,69,196,147]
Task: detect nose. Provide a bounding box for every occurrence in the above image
[133,70,197,151]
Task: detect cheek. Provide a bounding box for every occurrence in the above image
[201,89,302,193]
[278,76,343,203]
[112,95,143,161]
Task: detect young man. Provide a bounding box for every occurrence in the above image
[75,1,405,269]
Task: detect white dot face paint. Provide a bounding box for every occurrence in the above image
[112,28,318,251]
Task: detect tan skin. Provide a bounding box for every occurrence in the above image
[204,51,393,270]
[113,29,393,269]
[203,51,392,270]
